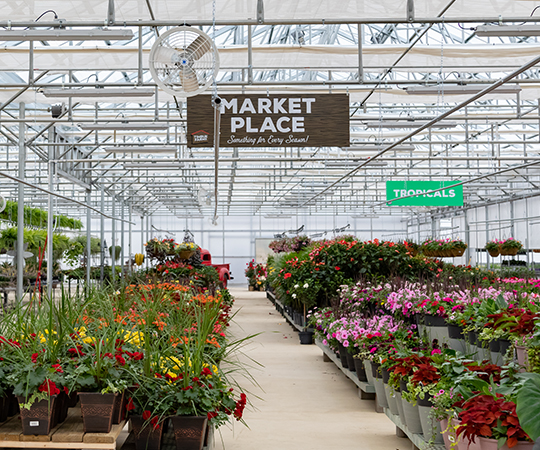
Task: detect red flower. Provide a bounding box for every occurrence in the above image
[142,410,152,421]
[64,386,70,395]
[38,379,60,396]
[126,398,135,412]
[51,364,63,373]
[115,355,126,366]
[207,411,218,420]
[283,273,292,279]
[201,367,212,376]
[31,353,39,363]
[335,266,340,271]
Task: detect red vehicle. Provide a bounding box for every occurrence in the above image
[200,249,233,287]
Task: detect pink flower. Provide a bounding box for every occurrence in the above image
[431,349,442,355]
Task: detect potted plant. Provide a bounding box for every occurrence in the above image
[500,238,523,256]
[457,394,532,449]
[485,240,501,257]
[175,242,199,260]
[64,327,130,433]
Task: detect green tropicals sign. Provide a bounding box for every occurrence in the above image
[386,181,463,206]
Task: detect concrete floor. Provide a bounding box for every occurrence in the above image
[216,287,409,450]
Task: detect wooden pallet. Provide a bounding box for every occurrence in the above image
[0,407,126,449]
[121,425,213,450]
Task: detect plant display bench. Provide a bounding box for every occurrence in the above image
[121,425,214,450]
[0,407,125,449]
[267,291,304,332]
[315,340,377,404]
[385,409,445,450]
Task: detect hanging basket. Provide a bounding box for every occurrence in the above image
[500,247,519,256]
[177,250,195,260]
[453,247,466,257]
[534,249,540,254]
[487,249,500,258]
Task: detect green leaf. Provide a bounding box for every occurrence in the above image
[516,373,540,441]
[497,437,507,449]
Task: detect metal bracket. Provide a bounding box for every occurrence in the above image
[257,0,264,24]
[108,0,115,25]
[407,0,414,22]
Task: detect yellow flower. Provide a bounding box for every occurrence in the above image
[83,336,94,345]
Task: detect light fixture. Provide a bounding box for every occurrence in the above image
[80,123,170,131]
[43,88,155,98]
[404,85,521,95]
[0,29,134,41]
[342,145,415,151]
[476,25,540,37]
[363,121,457,129]
[264,214,292,219]
[104,146,176,154]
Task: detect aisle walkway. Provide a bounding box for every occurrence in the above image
[217,287,408,450]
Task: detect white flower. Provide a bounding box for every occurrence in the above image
[292,294,297,298]
[294,284,299,289]
[303,283,309,288]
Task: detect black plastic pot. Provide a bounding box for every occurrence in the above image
[345,351,356,371]
[489,340,501,353]
[353,358,368,382]
[372,362,381,379]
[448,324,464,339]
[298,330,313,345]
[468,330,478,346]
[399,378,408,393]
[337,343,349,369]
[381,367,390,384]
[499,339,511,355]
[416,394,433,407]
[425,314,446,327]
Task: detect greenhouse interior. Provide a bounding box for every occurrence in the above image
[3,1,540,449]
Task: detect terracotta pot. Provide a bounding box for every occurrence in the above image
[18,395,57,435]
[79,392,116,433]
[130,415,164,450]
[478,436,534,450]
[170,416,208,450]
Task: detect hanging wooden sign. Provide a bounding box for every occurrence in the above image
[187,94,350,148]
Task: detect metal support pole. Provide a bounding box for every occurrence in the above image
[120,196,125,281]
[128,203,133,275]
[86,189,92,289]
[111,190,116,286]
[357,24,363,83]
[16,103,25,301]
[138,26,143,85]
[100,185,105,285]
[486,206,490,269]
[247,25,253,84]
[46,161,54,298]
[464,210,471,264]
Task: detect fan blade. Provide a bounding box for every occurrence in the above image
[153,46,179,65]
[178,67,200,92]
[187,35,212,61]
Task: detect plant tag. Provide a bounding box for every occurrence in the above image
[29,421,39,427]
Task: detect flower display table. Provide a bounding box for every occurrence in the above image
[0,407,125,449]
[314,340,377,401]
[384,409,445,450]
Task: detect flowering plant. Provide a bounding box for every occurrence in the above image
[457,394,531,448]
